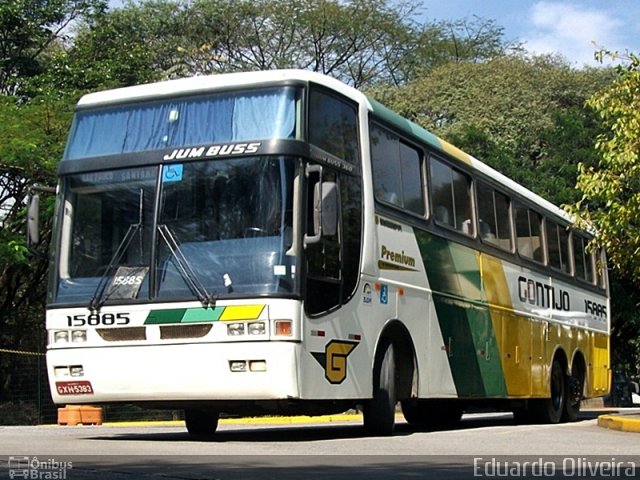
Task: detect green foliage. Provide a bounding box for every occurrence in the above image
[44,0,179,91]
[0,93,71,369]
[570,52,640,375]
[0,240,28,265]
[573,53,640,280]
[0,0,107,95]
[415,16,521,68]
[47,0,515,89]
[369,55,613,205]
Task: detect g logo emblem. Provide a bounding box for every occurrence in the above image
[311,340,358,384]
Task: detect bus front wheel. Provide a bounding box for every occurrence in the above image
[185,408,219,436]
[363,339,396,436]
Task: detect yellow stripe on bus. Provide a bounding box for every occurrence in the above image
[440,140,473,166]
[219,305,266,321]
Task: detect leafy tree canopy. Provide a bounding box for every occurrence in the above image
[44,0,515,90]
[369,55,614,205]
[0,0,106,96]
[573,53,640,281]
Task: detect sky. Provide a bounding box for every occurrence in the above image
[419,0,640,67]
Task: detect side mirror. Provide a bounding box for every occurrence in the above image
[304,164,338,246]
[27,192,41,247]
[316,181,337,237]
[26,185,55,254]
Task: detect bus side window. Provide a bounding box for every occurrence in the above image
[370,123,424,215]
[476,181,512,251]
[573,234,595,283]
[309,88,359,164]
[430,156,473,235]
[515,203,544,263]
[547,221,570,273]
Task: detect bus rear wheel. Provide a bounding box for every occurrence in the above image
[363,340,396,436]
[185,408,219,436]
[530,360,565,424]
[562,369,584,422]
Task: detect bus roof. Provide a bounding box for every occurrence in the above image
[76,69,369,108]
[77,69,572,225]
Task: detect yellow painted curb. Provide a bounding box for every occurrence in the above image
[100,413,367,428]
[597,415,640,433]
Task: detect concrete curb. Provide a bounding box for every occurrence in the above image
[597,415,640,433]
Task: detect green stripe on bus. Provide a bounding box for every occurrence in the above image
[182,307,224,323]
[145,309,188,324]
[144,307,226,324]
[417,231,507,397]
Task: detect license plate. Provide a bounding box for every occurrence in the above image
[56,381,94,395]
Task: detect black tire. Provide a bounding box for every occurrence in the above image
[562,369,583,422]
[530,360,565,424]
[363,340,396,436]
[401,400,428,425]
[185,408,219,436]
[401,400,463,430]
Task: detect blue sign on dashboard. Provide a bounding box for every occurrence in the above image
[162,164,183,182]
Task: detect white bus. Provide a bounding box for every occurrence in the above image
[38,70,610,436]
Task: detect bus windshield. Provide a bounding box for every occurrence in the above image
[64,87,297,160]
[53,157,297,306]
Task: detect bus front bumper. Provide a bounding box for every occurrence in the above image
[47,341,300,405]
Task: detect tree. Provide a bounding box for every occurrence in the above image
[0,94,72,424]
[574,53,640,280]
[0,0,106,95]
[571,53,640,377]
[58,0,516,90]
[415,16,520,68]
[369,55,613,205]
[61,0,184,89]
[175,0,429,87]
[0,94,70,340]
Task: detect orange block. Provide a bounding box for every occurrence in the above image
[57,405,103,426]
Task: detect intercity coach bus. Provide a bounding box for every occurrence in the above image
[33,70,610,436]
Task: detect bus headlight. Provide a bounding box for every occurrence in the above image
[248,322,265,335]
[52,330,87,344]
[72,330,87,343]
[227,323,245,336]
[53,331,70,344]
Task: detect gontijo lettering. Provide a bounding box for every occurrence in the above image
[518,275,570,311]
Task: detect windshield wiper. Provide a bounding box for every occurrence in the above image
[89,222,141,311]
[158,224,217,308]
[89,188,145,312]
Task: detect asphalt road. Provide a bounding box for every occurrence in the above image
[2,411,640,480]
